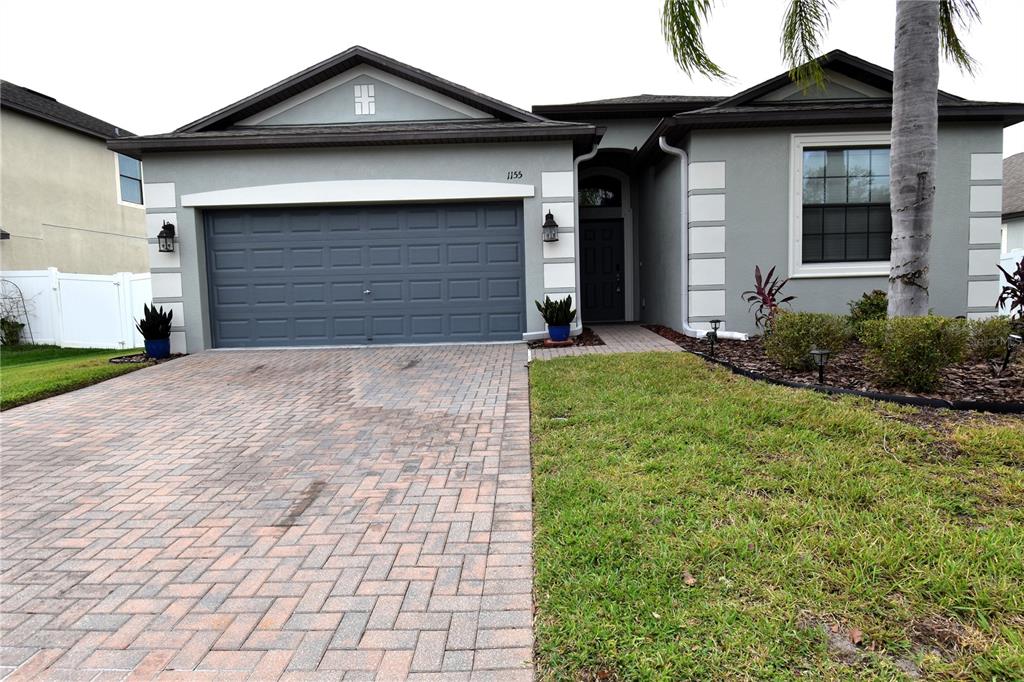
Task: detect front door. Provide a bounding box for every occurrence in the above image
[580,218,625,322]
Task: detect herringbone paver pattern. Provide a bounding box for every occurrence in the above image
[0,345,532,680]
[531,324,681,360]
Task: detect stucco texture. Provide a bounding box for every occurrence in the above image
[0,110,148,274]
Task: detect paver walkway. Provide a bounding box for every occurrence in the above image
[0,345,532,680]
[530,324,681,361]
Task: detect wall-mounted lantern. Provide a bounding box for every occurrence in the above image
[157,221,176,253]
[542,211,559,243]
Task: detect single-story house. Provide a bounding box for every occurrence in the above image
[1,80,148,274]
[108,47,1024,352]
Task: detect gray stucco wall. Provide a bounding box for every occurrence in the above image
[140,141,575,351]
[638,156,682,329]
[681,123,1003,334]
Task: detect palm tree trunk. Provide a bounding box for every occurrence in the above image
[888,0,940,317]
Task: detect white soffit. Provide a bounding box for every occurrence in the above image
[181,179,535,207]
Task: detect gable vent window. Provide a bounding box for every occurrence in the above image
[117,153,143,205]
[354,84,375,115]
[801,146,890,263]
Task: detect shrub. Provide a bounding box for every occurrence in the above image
[858,316,969,391]
[135,304,173,340]
[967,317,1013,361]
[763,311,853,370]
[741,265,795,333]
[534,295,576,326]
[847,290,888,327]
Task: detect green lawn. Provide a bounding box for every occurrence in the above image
[0,345,147,410]
[531,352,1024,681]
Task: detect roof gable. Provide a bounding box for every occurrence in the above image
[178,45,542,132]
[712,50,964,109]
[238,65,492,126]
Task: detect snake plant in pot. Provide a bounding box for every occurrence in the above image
[136,304,173,359]
[535,295,576,342]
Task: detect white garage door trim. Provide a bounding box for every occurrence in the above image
[182,179,535,207]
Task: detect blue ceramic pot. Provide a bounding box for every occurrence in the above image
[548,324,571,342]
[144,338,171,359]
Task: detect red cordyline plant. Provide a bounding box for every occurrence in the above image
[996,255,1024,324]
[741,265,796,332]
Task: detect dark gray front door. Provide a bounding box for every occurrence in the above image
[204,202,525,347]
[580,218,625,322]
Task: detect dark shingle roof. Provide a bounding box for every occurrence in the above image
[1005,153,1024,218]
[549,94,723,106]
[1,80,133,139]
[108,119,600,157]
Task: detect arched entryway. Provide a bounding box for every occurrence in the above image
[579,167,633,322]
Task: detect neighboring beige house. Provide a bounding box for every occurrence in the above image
[1004,152,1024,252]
[0,80,147,274]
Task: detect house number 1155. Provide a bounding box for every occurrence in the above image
[506,170,523,180]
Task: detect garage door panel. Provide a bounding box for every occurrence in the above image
[205,202,524,346]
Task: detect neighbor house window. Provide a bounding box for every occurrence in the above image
[789,132,892,277]
[117,154,143,205]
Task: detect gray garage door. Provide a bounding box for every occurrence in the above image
[204,202,525,347]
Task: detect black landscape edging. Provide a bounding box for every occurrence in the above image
[683,349,1024,415]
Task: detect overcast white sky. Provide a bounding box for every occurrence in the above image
[2,0,1021,155]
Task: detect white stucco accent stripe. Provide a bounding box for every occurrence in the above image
[543,262,576,289]
[967,279,999,308]
[969,217,1002,244]
[688,194,725,223]
[542,202,574,228]
[969,185,1002,213]
[542,233,575,259]
[170,331,187,355]
[144,183,177,209]
[690,226,725,254]
[541,172,574,198]
[970,153,1002,181]
[688,162,725,190]
[181,179,535,207]
[148,243,181,269]
[968,249,1001,277]
[152,272,183,299]
[689,258,725,286]
[145,213,177,239]
[689,290,726,317]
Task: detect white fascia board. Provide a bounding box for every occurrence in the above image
[238,64,491,125]
[181,179,535,207]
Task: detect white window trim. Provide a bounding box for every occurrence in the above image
[114,152,145,208]
[788,130,891,278]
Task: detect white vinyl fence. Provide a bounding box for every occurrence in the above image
[1001,249,1023,317]
[1,268,152,349]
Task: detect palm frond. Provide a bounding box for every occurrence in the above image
[939,0,979,75]
[781,0,836,91]
[661,0,729,81]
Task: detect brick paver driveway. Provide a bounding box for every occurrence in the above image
[1,345,532,680]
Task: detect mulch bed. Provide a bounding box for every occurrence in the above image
[645,324,1023,411]
[527,326,605,349]
[109,353,185,365]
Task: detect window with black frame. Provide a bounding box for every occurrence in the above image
[802,146,890,263]
[117,154,143,205]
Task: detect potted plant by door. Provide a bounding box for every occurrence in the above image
[535,294,576,343]
[136,304,173,359]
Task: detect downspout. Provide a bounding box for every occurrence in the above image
[571,143,601,334]
[658,136,748,341]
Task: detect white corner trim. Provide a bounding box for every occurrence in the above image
[143,182,177,209]
[689,290,725,317]
[688,194,725,222]
[237,64,490,125]
[181,179,535,207]
[968,249,1001,276]
[788,130,891,278]
[969,217,1002,245]
[151,272,183,299]
[689,225,725,254]
[145,213,177,239]
[543,262,576,289]
[542,233,575,259]
[970,153,1002,181]
[967,279,999,308]
[541,171,574,198]
[689,258,725,286]
[969,185,1002,213]
[688,162,725,190]
[542,202,575,229]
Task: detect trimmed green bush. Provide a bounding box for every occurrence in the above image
[858,316,969,391]
[763,311,852,370]
[847,289,888,327]
[967,317,1013,361]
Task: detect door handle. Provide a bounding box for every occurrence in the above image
[363,289,372,295]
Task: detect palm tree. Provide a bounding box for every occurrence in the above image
[661,0,979,317]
